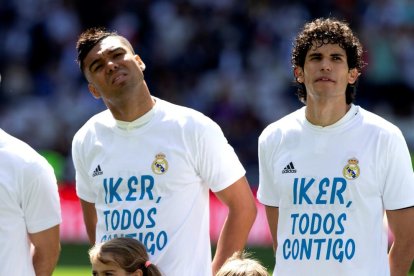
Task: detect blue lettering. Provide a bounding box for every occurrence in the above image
[145,232,156,255]
[126,176,138,201]
[103,210,110,231]
[315,178,329,204]
[141,175,154,200]
[331,178,346,204]
[300,238,312,259]
[333,239,344,262]
[121,209,131,230]
[313,238,325,260]
[132,208,145,229]
[298,213,309,234]
[146,208,156,228]
[283,239,291,259]
[336,213,346,234]
[326,238,332,260]
[345,239,355,259]
[291,213,299,235]
[282,238,355,262]
[310,213,322,234]
[109,177,123,203]
[293,178,298,204]
[111,210,120,230]
[299,178,314,204]
[291,239,299,259]
[100,231,168,256]
[322,213,335,234]
[103,179,109,204]
[156,231,168,251]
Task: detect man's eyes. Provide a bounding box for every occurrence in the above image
[92,64,103,72]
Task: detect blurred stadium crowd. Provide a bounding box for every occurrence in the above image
[0,0,413,185]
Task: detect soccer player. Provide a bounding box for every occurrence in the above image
[72,27,257,275]
[0,128,61,275]
[257,17,414,275]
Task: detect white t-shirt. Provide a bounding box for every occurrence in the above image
[72,98,245,276]
[0,129,62,276]
[257,104,414,276]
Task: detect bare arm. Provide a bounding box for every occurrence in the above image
[212,176,257,274]
[386,207,414,276]
[264,205,279,253]
[29,224,60,276]
[80,199,97,244]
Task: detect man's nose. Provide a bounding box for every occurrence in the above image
[106,60,118,73]
[320,59,331,71]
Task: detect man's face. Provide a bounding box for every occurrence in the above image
[83,36,145,102]
[295,43,358,103]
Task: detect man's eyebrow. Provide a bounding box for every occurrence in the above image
[308,53,322,58]
[307,52,345,58]
[331,53,345,57]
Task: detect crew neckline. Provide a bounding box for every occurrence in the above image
[115,99,157,131]
[304,104,359,130]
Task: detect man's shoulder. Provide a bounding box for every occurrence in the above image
[260,108,304,140]
[156,98,215,126]
[0,129,50,169]
[73,109,112,138]
[358,106,401,133]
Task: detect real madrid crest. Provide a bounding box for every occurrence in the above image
[342,158,360,180]
[151,153,168,175]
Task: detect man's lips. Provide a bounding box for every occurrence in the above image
[315,77,334,82]
[111,73,126,84]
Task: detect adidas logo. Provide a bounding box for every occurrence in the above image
[92,165,103,177]
[282,162,297,174]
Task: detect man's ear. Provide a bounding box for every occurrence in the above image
[135,55,146,71]
[294,67,304,83]
[88,83,101,99]
[348,68,360,84]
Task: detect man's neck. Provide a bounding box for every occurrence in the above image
[108,83,155,122]
[305,100,351,127]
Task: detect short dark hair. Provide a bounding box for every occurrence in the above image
[76,27,135,74]
[291,18,366,104]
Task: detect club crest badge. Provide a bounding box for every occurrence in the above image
[151,153,168,175]
[342,158,360,180]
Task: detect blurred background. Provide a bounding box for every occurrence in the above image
[1,0,413,273]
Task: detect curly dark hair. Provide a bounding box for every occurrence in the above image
[76,27,135,74]
[291,18,366,104]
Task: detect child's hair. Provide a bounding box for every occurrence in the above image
[89,237,162,276]
[216,251,268,276]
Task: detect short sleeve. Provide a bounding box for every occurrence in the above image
[257,129,279,207]
[23,159,62,233]
[72,133,96,203]
[194,118,245,192]
[382,129,414,210]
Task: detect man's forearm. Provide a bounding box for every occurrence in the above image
[389,243,414,276]
[212,208,256,274]
[32,245,61,276]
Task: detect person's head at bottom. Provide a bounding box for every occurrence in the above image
[216,251,268,276]
[89,237,162,276]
